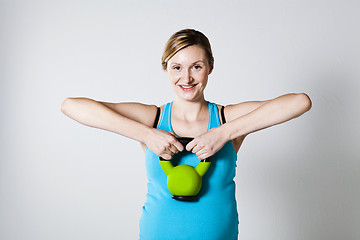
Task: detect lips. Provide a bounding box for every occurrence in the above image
[179,84,198,91]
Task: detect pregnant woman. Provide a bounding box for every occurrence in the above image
[61,29,312,240]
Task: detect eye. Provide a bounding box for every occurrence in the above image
[193,65,202,70]
[173,66,181,71]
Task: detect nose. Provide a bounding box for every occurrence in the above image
[182,69,193,83]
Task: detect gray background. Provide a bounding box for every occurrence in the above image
[1,0,359,239]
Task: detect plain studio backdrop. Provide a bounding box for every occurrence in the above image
[1,0,359,239]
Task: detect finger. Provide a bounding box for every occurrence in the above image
[158,144,174,156]
[195,148,207,157]
[196,151,208,160]
[168,144,179,154]
[173,139,184,152]
[160,153,173,160]
[186,139,197,151]
[163,146,176,156]
[191,144,202,154]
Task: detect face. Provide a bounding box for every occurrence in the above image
[166,45,212,102]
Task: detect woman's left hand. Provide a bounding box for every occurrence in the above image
[186,127,229,160]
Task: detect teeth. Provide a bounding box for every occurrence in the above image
[181,85,195,88]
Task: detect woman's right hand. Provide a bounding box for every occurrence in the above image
[144,128,184,160]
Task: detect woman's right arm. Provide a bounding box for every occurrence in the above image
[60,97,183,159]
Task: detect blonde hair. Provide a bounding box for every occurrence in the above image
[161,29,214,71]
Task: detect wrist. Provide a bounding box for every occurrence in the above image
[222,120,247,141]
[217,123,232,142]
[141,125,155,144]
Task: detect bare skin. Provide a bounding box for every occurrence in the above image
[61,45,312,160]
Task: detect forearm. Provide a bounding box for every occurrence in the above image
[61,97,152,143]
[222,93,312,140]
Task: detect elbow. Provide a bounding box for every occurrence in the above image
[61,97,93,115]
[61,97,77,114]
[61,98,69,113]
[295,93,312,113]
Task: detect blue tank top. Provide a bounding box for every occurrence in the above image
[139,101,239,240]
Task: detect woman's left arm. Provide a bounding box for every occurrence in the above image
[186,93,312,159]
[223,93,312,140]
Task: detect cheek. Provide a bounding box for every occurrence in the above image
[198,71,209,81]
[168,72,179,84]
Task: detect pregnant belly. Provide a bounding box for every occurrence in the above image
[139,198,238,240]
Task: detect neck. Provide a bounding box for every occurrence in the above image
[172,97,208,122]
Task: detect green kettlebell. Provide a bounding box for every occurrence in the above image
[159,137,211,201]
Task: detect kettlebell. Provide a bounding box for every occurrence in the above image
[159,137,211,201]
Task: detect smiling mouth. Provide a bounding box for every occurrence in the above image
[179,84,197,91]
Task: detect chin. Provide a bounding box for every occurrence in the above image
[179,93,203,102]
[173,85,205,102]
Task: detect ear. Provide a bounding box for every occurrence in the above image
[208,65,213,75]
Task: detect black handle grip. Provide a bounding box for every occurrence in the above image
[159,137,211,162]
[177,137,194,147]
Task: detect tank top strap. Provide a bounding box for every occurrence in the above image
[208,101,221,129]
[157,102,173,132]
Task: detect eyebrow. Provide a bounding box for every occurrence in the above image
[170,60,206,65]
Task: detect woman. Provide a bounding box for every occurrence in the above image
[61,29,312,240]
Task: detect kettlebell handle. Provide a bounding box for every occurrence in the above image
[159,137,211,162]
